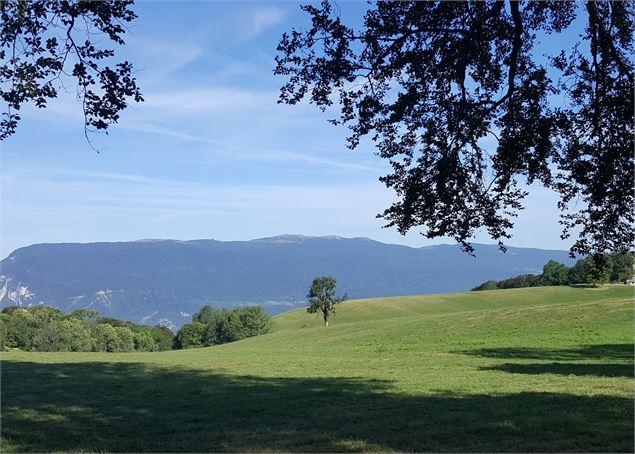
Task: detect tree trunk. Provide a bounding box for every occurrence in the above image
[323,310,329,326]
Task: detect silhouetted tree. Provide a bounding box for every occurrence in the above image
[0,0,143,141]
[276,1,633,256]
[307,276,348,326]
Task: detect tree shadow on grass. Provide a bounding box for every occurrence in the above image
[462,344,634,379]
[1,360,633,453]
[464,344,634,362]
[482,362,633,378]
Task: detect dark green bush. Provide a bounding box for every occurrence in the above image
[178,305,271,349]
[174,322,207,349]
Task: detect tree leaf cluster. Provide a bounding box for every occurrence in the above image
[275,1,634,256]
[0,0,143,141]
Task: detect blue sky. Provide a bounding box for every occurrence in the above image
[1,1,578,258]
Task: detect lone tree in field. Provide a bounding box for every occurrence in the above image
[275,1,634,257]
[307,276,348,327]
[0,0,143,142]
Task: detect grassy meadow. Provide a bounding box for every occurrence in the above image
[1,286,633,452]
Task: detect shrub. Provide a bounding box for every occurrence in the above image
[174,322,206,349]
[133,330,158,352]
[32,319,93,352]
[149,325,175,351]
[113,326,135,352]
[200,308,231,346]
[214,306,271,344]
[5,309,40,350]
[92,323,120,352]
[471,280,498,291]
[0,313,13,349]
[496,274,541,289]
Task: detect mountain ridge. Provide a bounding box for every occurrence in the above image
[4,234,572,257]
[0,235,576,329]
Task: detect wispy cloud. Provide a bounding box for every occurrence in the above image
[1,169,395,249]
[140,88,276,115]
[128,37,204,84]
[250,7,287,37]
[116,121,222,144]
[194,147,383,173]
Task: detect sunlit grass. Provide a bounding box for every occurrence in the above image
[1,286,633,452]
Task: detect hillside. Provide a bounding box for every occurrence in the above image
[2,286,633,452]
[0,235,576,328]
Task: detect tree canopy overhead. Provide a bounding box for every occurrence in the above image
[275,1,634,256]
[0,0,143,142]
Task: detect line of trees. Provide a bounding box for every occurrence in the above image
[0,306,174,352]
[0,303,274,352]
[472,252,634,291]
[174,305,272,349]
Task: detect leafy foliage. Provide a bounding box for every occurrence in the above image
[0,303,272,352]
[148,325,175,351]
[0,305,172,352]
[496,274,542,290]
[133,330,158,352]
[541,260,570,286]
[174,322,207,350]
[217,306,272,344]
[0,0,143,141]
[92,324,119,352]
[610,252,635,283]
[31,318,92,352]
[472,252,634,290]
[307,276,348,326]
[275,1,634,255]
[176,305,272,349]
[3,309,39,350]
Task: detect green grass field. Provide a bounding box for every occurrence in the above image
[1,286,633,452]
